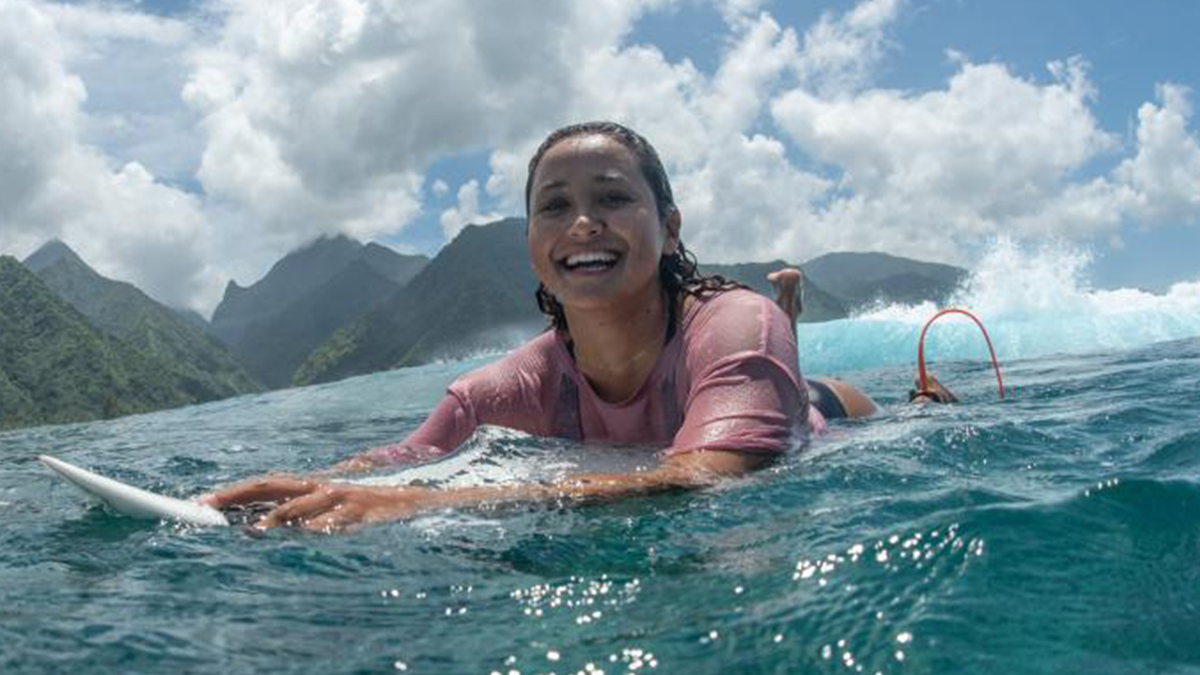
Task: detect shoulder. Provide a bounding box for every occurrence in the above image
[689,287,778,318]
[683,288,794,356]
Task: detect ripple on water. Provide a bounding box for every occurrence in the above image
[909,478,1200,674]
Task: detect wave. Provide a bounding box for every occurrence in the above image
[798,238,1200,375]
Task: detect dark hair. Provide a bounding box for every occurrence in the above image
[525,121,742,332]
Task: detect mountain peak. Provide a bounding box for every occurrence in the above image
[23,239,88,274]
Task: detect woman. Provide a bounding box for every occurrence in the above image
[204,121,880,532]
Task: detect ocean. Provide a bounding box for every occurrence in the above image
[3,241,1200,674]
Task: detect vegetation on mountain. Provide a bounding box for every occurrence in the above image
[0,257,196,430]
[800,252,966,309]
[210,235,428,388]
[295,218,542,385]
[23,240,260,400]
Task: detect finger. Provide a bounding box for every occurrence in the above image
[200,477,318,509]
[301,506,364,534]
[200,479,301,508]
[255,489,340,529]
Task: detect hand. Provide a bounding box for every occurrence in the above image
[253,484,430,533]
[201,477,430,533]
[199,474,321,510]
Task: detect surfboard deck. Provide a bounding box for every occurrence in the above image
[39,455,230,527]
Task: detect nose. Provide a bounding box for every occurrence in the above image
[566,211,603,240]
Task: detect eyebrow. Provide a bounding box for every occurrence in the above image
[534,173,630,197]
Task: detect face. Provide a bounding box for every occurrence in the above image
[527,134,681,314]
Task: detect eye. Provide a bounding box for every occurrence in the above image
[599,191,633,207]
[537,197,569,215]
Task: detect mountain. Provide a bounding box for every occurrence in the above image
[801,252,966,310]
[23,241,260,401]
[210,235,428,388]
[172,307,212,334]
[0,256,196,430]
[700,261,849,322]
[295,218,543,386]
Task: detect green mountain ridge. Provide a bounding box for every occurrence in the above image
[0,257,198,430]
[23,240,260,401]
[801,251,966,307]
[295,218,543,386]
[210,235,429,388]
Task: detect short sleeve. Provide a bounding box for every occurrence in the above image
[667,291,807,456]
[361,391,478,465]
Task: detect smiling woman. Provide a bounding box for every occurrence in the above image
[203,121,852,532]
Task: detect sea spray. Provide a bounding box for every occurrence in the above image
[798,238,1200,375]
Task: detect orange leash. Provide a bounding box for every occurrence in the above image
[916,308,1006,400]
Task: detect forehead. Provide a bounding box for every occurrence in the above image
[533,134,642,187]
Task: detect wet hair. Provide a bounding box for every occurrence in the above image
[525,121,742,333]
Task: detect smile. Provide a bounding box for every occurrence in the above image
[561,250,620,272]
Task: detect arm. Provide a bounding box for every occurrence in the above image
[203,448,769,533]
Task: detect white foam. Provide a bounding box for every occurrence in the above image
[799,238,1200,374]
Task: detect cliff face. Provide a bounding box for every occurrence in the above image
[296,218,543,386]
[0,256,195,430]
[209,235,429,388]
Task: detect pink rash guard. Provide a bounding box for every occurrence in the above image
[365,289,824,465]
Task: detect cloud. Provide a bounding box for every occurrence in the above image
[0,0,216,310]
[439,180,503,239]
[181,0,669,241]
[1115,84,1200,223]
[797,0,901,95]
[768,55,1122,260]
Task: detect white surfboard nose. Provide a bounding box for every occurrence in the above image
[39,454,230,527]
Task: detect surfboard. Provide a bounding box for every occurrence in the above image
[39,455,230,527]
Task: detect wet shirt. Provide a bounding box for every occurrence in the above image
[365,289,817,464]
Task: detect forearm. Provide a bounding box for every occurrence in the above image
[224,449,769,531]
[417,456,744,511]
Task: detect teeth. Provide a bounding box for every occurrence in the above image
[564,251,618,267]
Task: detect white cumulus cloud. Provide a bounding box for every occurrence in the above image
[0,0,216,310]
[440,180,503,240]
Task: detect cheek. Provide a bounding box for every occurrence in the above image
[527,231,554,278]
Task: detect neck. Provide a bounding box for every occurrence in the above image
[563,286,672,403]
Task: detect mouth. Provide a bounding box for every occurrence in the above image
[559,250,621,274]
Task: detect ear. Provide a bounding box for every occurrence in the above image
[662,209,682,256]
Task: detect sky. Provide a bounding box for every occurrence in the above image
[1,0,1197,316]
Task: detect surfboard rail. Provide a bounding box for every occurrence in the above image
[39,454,229,527]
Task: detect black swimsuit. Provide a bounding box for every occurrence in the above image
[806,378,847,420]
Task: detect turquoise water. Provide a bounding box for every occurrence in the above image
[3,244,1200,674]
